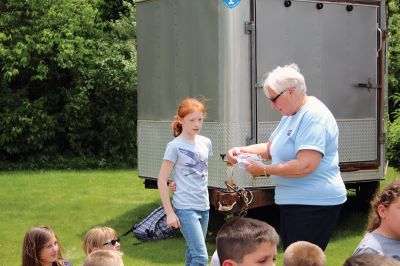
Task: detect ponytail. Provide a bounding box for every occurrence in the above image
[171,115,183,137]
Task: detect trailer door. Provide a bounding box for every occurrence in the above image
[255,0,380,166]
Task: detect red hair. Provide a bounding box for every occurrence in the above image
[171,98,206,137]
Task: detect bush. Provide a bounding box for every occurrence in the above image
[387,117,400,170]
[0,1,137,169]
[0,93,56,159]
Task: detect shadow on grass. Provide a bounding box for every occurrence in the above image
[207,194,369,247]
[331,194,369,240]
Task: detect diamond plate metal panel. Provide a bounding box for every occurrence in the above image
[342,169,383,182]
[337,119,377,162]
[342,140,385,182]
[138,121,172,179]
[138,121,263,187]
[257,122,279,143]
[202,122,247,188]
[139,119,383,189]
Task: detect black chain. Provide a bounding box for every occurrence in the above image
[224,182,253,218]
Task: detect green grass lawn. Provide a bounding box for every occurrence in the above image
[0,168,399,266]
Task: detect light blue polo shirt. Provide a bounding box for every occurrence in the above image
[269,96,347,206]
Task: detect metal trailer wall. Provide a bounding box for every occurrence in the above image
[136,0,387,189]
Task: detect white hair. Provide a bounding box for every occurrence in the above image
[262,63,307,98]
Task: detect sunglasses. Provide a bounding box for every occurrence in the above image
[268,89,287,103]
[103,238,120,246]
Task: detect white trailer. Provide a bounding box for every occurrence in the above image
[136,0,388,212]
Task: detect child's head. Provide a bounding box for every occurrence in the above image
[83,227,120,255]
[343,253,400,266]
[283,241,326,266]
[171,98,206,137]
[83,250,124,266]
[22,225,64,266]
[216,217,279,266]
[367,180,400,238]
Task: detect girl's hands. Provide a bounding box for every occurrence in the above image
[166,212,181,228]
[165,181,179,227]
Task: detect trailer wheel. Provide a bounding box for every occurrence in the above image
[357,181,379,212]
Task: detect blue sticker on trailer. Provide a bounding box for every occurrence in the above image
[224,0,240,8]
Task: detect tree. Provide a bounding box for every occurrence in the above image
[386,0,400,169]
[0,0,137,169]
[388,0,400,120]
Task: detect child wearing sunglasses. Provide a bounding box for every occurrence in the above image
[83,227,121,256]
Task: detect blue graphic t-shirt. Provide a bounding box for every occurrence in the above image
[163,135,213,211]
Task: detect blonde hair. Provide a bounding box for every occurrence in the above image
[83,250,124,266]
[83,227,118,255]
[283,241,326,266]
[367,180,400,232]
[171,98,206,137]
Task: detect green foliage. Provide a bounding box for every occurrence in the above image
[387,92,400,169]
[387,119,400,170]
[0,91,56,157]
[98,0,135,21]
[387,93,400,169]
[0,0,137,169]
[388,0,400,117]
[384,0,400,167]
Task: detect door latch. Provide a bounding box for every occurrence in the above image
[355,78,381,91]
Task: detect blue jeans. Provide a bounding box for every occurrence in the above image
[175,208,209,266]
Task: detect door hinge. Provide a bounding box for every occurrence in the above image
[255,82,263,90]
[245,21,255,34]
[380,132,386,144]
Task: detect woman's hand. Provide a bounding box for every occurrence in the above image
[245,159,266,177]
[226,147,241,164]
[244,149,322,178]
[227,143,271,164]
[166,212,181,228]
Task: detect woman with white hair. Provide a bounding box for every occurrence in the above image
[227,63,347,251]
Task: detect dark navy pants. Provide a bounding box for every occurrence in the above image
[279,204,343,251]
